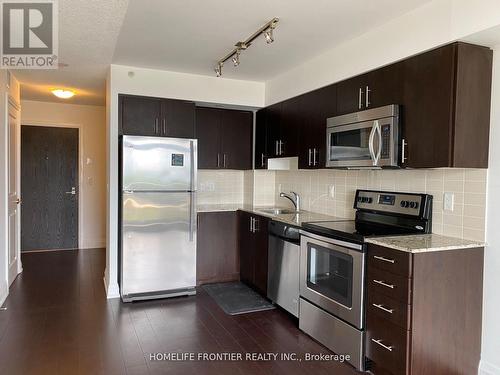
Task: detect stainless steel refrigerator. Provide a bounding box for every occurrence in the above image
[120,135,197,302]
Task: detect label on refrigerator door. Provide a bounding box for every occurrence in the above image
[171,154,184,166]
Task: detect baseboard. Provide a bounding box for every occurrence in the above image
[0,281,8,307]
[82,238,106,249]
[479,360,500,375]
[103,274,120,299]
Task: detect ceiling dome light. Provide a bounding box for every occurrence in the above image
[52,89,75,99]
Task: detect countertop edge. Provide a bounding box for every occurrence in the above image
[365,237,485,253]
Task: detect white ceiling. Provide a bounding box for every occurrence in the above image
[14,0,129,105]
[16,0,431,106]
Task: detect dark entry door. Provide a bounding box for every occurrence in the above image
[21,126,79,251]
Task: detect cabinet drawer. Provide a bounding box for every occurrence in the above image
[366,313,409,375]
[368,244,412,277]
[367,267,411,304]
[367,290,411,330]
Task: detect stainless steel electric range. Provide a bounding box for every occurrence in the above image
[298,189,433,371]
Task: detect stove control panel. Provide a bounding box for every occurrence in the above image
[355,190,427,216]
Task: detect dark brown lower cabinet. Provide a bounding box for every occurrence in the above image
[366,244,484,375]
[238,211,269,296]
[196,211,239,285]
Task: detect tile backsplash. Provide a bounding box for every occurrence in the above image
[272,169,487,241]
[198,168,487,241]
[198,170,244,205]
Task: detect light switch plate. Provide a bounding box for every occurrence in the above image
[329,185,335,198]
[444,192,454,211]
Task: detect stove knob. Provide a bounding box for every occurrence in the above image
[367,197,373,203]
[400,201,406,207]
[409,202,417,209]
[414,202,419,209]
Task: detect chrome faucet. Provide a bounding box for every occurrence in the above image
[279,191,300,212]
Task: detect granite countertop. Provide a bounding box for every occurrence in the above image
[365,234,485,253]
[197,203,344,227]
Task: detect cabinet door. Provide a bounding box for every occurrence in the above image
[366,61,405,109]
[238,211,255,286]
[163,99,195,138]
[265,103,282,158]
[220,110,253,170]
[255,109,268,169]
[252,215,269,296]
[196,212,239,285]
[279,96,301,158]
[195,107,221,169]
[299,85,336,169]
[336,74,367,115]
[120,95,162,136]
[403,44,455,168]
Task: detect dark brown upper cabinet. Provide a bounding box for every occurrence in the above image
[299,85,337,169]
[262,100,300,159]
[119,95,195,138]
[195,107,253,170]
[336,73,370,115]
[255,109,268,169]
[402,42,492,168]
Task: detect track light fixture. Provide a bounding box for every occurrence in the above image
[214,17,279,77]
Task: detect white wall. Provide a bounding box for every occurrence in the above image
[481,43,500,375]
[105,65,266,298]
[20,100,106,249]
[265,0,500,105]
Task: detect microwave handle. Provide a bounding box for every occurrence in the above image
[368,122,377,165]
[374,120,382,165]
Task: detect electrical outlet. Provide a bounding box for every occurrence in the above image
[207,182,215,192]
[443,192,454,211]
[329,185,335,198]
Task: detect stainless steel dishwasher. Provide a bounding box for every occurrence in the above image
[267,220,300,317]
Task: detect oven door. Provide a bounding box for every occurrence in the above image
[326,117,398,168]
[300,233,365,329]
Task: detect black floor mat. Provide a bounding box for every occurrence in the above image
[202,282,275,315]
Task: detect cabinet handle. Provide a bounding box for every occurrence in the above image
[308,148,312,166]
[154,118,159,134]
[223,154,227,168]
[261,153,265,167]
[373,279,395,289]
[372,303,394,314]
[217,153,220,168]
[275,140,279,156]
[401,138,408,164]
[253,218,259,232]
[358,88,364,109]
[373,255,395,264]
[371,338,393,352]
[313,148,317,166]
[250,217,254,233]
[162,118,166,135]
[279,140,284,155]
[365,85,371,108]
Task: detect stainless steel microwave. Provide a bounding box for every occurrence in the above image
[326,105,400,168]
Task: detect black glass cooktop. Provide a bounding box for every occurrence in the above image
[302,220,418,244]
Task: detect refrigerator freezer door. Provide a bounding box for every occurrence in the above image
[121,191,197,299]
[122,136,197,192]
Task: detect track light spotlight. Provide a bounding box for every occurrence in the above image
[215,62,223,77]
[232,50,240,66]
[264,28,274,44]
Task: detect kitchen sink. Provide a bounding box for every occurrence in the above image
[257,208,299,215]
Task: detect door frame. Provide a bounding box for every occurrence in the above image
[20,121,83,250]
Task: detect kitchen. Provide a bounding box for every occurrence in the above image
[1,1,500,375]
[116,40,488,374]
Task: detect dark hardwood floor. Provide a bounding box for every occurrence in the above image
[0,249,358,375]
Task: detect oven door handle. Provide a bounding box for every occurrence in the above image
[368,121,377,165]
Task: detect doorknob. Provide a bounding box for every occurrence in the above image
[65,187,76,195]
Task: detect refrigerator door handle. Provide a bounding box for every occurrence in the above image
[190,140,198,192]
[189,192,196,242]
